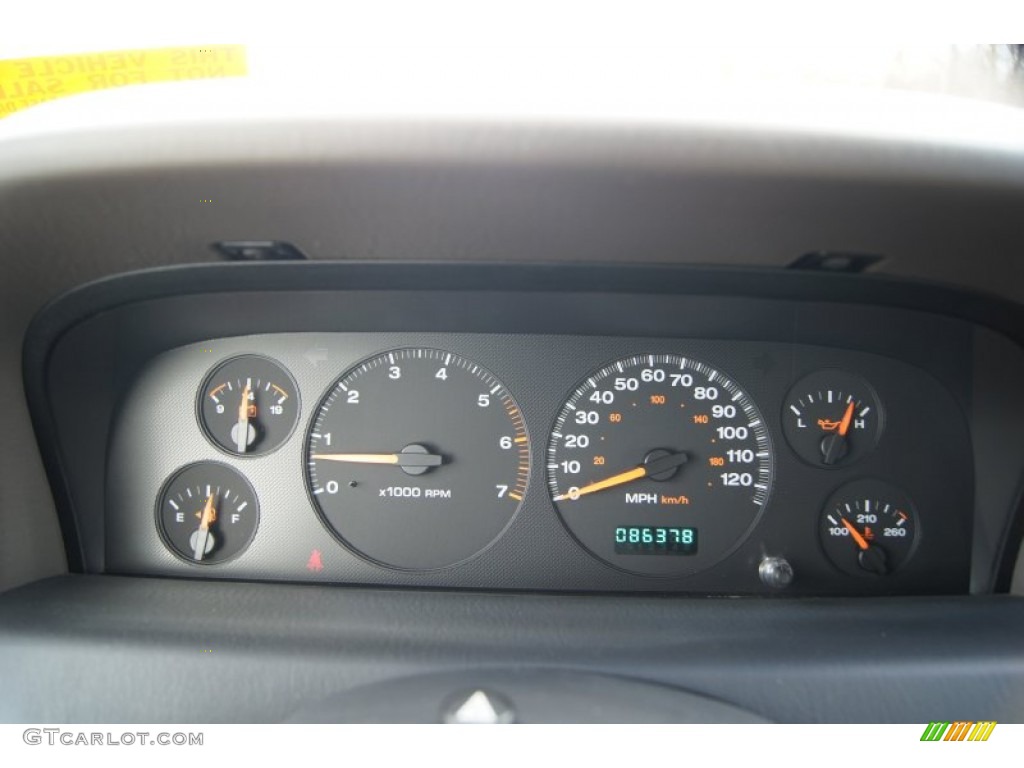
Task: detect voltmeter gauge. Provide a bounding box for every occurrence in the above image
[157,462,260,564]
[199,355,299,456]
[782,370,882,467]
[819,479,918,576]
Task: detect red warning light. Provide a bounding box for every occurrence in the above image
[306,549,324,572]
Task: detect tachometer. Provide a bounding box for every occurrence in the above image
[305,348,530,570]
[547,354,772,576]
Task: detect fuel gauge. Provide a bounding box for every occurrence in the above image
[199,355,299,456]
[157,462,260,564]
[782,370,882,467]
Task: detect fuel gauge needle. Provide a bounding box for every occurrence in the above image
[235,384,251,453]
[193,493,217,561]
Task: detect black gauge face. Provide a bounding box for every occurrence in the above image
[199,355,300,456]
[782,370,882,468]
[547,354,773,576]
[305,348,530,570]
[819,479,918,576]
[157,462,259,564]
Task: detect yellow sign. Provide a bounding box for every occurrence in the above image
[0,45,247,119]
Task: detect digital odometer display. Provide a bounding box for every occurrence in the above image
[614,526,698,555]
[547,354,772,576]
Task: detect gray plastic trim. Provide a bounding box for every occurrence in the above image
[0,575,1021,723]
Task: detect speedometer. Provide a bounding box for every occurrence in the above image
[547,354,772,576]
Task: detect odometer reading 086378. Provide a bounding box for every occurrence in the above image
[548,354,772,576]
[614,526,698,556]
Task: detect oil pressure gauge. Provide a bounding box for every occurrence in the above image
[199,355,299,456]
[782,370,882,467]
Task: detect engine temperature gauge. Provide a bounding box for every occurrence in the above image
[782,370,882,467]
[819,479,918,576]
[199,355,299,456]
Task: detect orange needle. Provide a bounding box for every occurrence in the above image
[236,383,252,453]
[199,494,217,530]
[553,466,648,501]
[554,451,689,502]
[312,453,401,465]
[311,452,443,467]
[192,493,217,561]
[838,400,855,437]
[841,518,870,550]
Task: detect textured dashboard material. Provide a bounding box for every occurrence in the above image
[1,575,1022,723]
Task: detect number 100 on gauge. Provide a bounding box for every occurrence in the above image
[547,354,773,577]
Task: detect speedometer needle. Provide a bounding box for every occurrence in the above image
[312,452,444,467]
[553,451,689,501]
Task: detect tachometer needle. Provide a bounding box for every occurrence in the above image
[312,452,444,468]
[554,451,689,501]
[840,517,870,551]
[236,383,251,453]
[193,493,217,561]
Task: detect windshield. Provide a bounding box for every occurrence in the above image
[3,44,1024,123]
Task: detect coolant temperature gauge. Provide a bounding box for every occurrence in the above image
[782,370,882,467]
[819,479,918,576]
[199,355,299,456]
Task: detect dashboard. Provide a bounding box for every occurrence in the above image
[3,81,1024,723]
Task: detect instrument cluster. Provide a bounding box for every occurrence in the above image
[105,331,973,595]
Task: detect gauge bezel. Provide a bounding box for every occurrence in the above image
[196,353,301,458]
[155,460,261,566]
